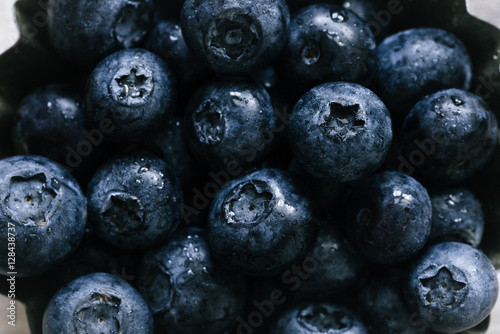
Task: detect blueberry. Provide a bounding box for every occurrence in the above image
[289,81,392,183]
[43,272,153,333]
[269,302,368,334]
[358,268,432,334]
[137,227,246,334]
[146,19,211,100]
[405,242,498,333]
[11,83,112,184]
[398,88,497,184]
[183,77,278,170]
[344,171,432,264]
[208,168,318,277]
[47,0,154,67]
[276,4,376,91]
[375,28,472,114]
[85,48,177,142]
[12,84,85,160]
[292,222,366,299]
[180,0,290,75]
[429,187,484,247]
[87,151,182,250]
[0,155,86,277]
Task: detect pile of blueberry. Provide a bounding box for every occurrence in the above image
[1,0,499,333]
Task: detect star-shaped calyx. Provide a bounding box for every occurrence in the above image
[420,266,466,308]
[109,64,154,106]
[319,102,365,142]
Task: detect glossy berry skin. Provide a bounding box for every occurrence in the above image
[12,84,85,162]
[180,0,290,75]
[289,82,392,183]
[47,0,154,67]
[405,242,498,333]
[429,187,484,247]
[43,272,153,334]
[375,28,472,114]
[87,152,182,250]
[208,168,318,277]
[344,171,432,265]
[399,88,497,184]
[358,268,432,334]
[0,155,86,277]
[183,77,277,170]
[137,227,246,334]
[269,302,368,334]
[292,222,366,299]
[85,48,177,142]
[276,4,376,91]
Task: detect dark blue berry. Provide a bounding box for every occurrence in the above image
[358,268,432,334]
[344,171,432,264]
[183,77,278,170]
[375,27,472,114]
[292,222,366,299]
[405,242,498,333]
[208,168,318,277]
[289,81,392,182]
[429,187,484,247]
[12,84,85,162]
[0,155,87,277]
[87,151,182,250]
[398,88,497,184]
[276,4,376,91]
[43,272,153,333]
[85,48,177,142]
[180,0,290,74]
[137,227,246,334]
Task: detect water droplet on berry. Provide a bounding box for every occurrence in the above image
[331,11,347,22]
[451,96,464,106]
[138,165,149,173]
